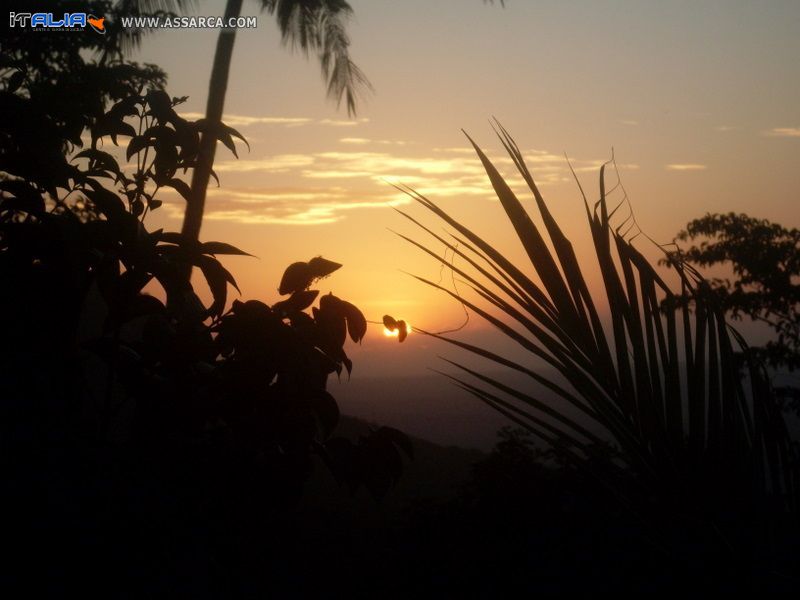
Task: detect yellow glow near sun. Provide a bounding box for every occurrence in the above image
[383,324,412,337]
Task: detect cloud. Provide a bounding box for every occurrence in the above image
[155,144,617,225]
[522,150,568,164]
[179,112,312,127]
[619,119,639,126]
[319,118,370,127]
[177,113,371,128]
[297,151,497,198]
[432,147,476,154]
[159,185,409,225]
[339,137,407,146]
[764,127,800,138]
[313,151,487,176]
[571,161,640,173]
[302,169,376,179]
[715,125,737,132]
[665,164,707,171]
[213,154,315,173]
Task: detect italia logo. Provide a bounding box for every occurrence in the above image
[8,12,107,34]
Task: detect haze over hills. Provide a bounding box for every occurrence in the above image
[331,366,590,451]
[337,366,800,453]
[332,373,512,451]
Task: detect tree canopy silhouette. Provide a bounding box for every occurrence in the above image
[1,74,409,495]
[1,34,411,594]
[673,212,800,372]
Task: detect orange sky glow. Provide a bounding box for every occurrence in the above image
[126,0,799,377]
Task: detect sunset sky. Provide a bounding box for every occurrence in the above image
[133,0,800,377]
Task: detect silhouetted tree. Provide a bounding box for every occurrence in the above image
[673,212,800,372]
[1,65,409,491]
[1,43,410,595]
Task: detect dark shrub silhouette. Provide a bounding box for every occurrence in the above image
[1,54,410,594]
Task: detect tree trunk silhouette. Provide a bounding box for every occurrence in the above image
[182,0,243,249]
[179,0,370,284]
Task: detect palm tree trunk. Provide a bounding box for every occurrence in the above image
[182,0,244,244]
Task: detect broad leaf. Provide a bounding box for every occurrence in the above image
[199,241,253,256]
[165,178,192,203]
[279,261,313,295]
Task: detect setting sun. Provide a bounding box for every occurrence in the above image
[383,323,412,337]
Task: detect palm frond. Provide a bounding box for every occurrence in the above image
[262,0,372,116]
[400,127,798,548]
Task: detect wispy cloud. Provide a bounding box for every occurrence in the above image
[339,137,407,146]
[177,113,369,128]
[715,125,737,132]
[764,127,800,138]
[301,151,495,198]
[319,117,370,127]
[157,145,619,225]
[432,147,476,154]
[213,154,315,173]
[619,119,639,126]
[314,151,487,176]
[179,112,312,127]
[302,169,376,179]
[665,164,707,171]
[159,186,409,225]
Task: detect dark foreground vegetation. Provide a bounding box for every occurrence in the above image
[1,26,411,596]
[2,8,799,596]
[6,420,799,596]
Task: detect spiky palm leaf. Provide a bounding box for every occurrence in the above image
[399,126,797,551]
[261,0,372,116]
